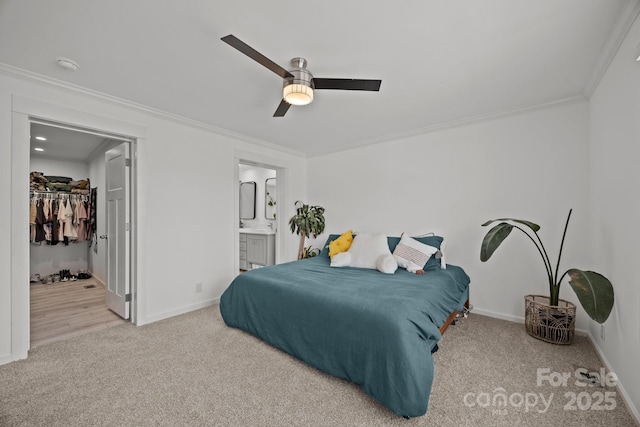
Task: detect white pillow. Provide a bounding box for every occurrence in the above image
[376,254,397,274]
[439,240,447,269]
[347,233,392,269]
[393,233,438,273]
[330,251,351,267]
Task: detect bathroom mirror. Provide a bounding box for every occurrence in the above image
[265,177,276,219]
[239,181,256,219]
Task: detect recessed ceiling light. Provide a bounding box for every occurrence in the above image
[56,57,80,71]
[34,147,44,152]
[35,136,47,141]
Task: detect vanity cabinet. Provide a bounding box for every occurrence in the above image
[246,234,275,267]
[240,232,275,270]
[239,233,249,270]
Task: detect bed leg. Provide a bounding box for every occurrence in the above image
[440,300,471,334]
[461,301,473,318]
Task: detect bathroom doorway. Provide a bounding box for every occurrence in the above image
[238,163,278,272]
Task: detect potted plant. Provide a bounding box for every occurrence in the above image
[266,191,276,219]
[288,200,326,260]
[480,209,614,344]
[302,246,320,259]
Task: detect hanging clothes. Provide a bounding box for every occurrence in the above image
[83,200,92,241]
[63,198,78,241]
[50,199,60,245]
[34,199,46,243]
[75,199,88,242]
[42,199,52,242]
[57,198,66,243]
[30,189,90,245]
[29,197,37,242]
[89,188,97,249]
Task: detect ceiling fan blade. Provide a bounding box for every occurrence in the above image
[313,78,381,91]
[221,35,293,79]
[273,100,291,117]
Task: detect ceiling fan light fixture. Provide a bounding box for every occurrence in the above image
[282,57,314,106]
[283,83,314,105]
[220,36,381,116]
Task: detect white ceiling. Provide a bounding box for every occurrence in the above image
[1,1,636,157]
[30,122,110,162]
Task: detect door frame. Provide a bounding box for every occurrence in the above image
[234,150,290,273]
[10,96,146,361]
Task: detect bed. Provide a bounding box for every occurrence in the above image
[219,234,470,418]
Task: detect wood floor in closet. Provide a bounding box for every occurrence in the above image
[30,278,126,348]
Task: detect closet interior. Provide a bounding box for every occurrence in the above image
[29,177,94,283]
[29,122,125,347]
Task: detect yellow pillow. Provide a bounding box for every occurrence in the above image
[329,230,353,258]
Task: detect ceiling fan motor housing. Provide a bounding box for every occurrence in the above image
[283,57,314,105]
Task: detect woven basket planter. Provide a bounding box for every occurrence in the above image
[524,295,576,345]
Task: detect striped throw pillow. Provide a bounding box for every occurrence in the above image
[393,233,438,273]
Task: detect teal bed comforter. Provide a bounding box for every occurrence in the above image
[219,254,470,418]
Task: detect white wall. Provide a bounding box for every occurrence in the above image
[308,101,592,330]
[0,72,308,363]
[29,157,91,276]
[589,14,640,418]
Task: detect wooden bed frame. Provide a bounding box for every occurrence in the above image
[439,299,470,334]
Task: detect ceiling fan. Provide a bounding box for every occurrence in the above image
[221,35,382,117]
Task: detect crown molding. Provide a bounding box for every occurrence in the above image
[0,62,591,160]
[0,62,306,158]
[583,0,640,98]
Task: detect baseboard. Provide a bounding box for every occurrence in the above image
[587,332,640,426]
[472,307,524,324]
[472,306,589,335]
[0,353,12,366]
[91,275,106,287]
[138,298,220,326]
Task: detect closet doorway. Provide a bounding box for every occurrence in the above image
[28,121,132,347]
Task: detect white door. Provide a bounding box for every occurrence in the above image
[104,143,130,319]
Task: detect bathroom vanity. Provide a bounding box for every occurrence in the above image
[239,229,275,270]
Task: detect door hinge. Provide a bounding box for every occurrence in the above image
[125,158,131,167]
[125,293,132,302]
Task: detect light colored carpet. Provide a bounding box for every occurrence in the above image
[0,306,637,426]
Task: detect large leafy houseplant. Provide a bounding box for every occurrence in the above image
[288,200,326,260]
[480,209,614,324]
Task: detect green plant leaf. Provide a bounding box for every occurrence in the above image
[289,201,325,243]
[567,269,614,324]
[482,218,541,232]
[480,222,513,261]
